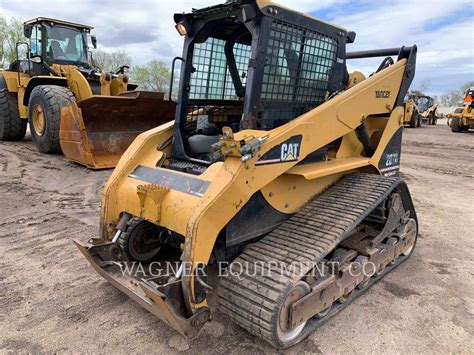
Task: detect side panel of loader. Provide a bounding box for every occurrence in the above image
[59,91,176,169]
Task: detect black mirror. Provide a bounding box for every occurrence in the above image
[24,25,33,38]
[91,35,97,49]
[115,65,130,74]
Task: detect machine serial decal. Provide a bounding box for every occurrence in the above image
[256,135,302,165]
[375,90,391,98]
[379,127,403,177]
[129,165,210,197]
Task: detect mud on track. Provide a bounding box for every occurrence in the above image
[1,122,473,353]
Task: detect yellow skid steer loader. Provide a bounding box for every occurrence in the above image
[76,0,418,348]
[403,93,438,127]
[0,17,174,169]
[418,95,438,125]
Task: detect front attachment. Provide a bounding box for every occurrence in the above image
[60,91,176,169]
[74,239,210,337]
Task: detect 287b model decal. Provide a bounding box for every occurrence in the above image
[256,135,302,166]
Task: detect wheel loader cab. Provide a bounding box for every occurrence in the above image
[173,1,349,162]
[24,18,91,67]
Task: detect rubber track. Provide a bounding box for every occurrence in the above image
[218,173,400,345]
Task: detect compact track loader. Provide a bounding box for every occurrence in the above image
[0,17,174,168]
[76,0,418,348]
[449,87,474,132]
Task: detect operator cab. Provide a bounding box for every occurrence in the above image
[416,95,434,113]
[9,18,94,76]
[171,0,351,163]
[24,17,92,67]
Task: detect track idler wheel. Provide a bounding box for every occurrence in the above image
[277,281,311,344]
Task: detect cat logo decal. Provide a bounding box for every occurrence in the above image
[256,135,302,166]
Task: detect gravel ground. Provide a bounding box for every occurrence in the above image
[1,120,473,354]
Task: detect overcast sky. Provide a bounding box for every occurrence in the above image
[1,0,473,96]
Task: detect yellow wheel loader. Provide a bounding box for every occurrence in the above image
[76,0,418,348]
[403,94,421,127]
[449,87,474,132]
[0,17,175,168]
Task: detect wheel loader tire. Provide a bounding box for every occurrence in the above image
[117,218,162,263]
[450,117,461,132]
[28,85,75,153]
[416,115,421,127]
[0,89,27,141]
[409,114,417,128]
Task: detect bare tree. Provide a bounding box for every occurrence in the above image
[440,81,474,107]
[440,91,462,107]
[462,81,474,92]
[411,78,432,96]
[91,49,132,73]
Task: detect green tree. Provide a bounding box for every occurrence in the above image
[0,16,7,65]
[130,60,176,94]
[91,49,132,73]
[0,16,25,68]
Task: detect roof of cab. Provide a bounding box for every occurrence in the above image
[24,17,93,30]
[256,0,346,31]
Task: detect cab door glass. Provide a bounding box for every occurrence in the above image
[30,24,42,57]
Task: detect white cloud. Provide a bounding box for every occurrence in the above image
[329,0,474,95]
[1,0,472,95]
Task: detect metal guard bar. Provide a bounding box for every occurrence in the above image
[346,47,413,59]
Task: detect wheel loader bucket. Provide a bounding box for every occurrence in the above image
[74,239,208,338]
[59,91,176,169]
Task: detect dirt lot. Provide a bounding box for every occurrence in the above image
[1,120,473,354]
